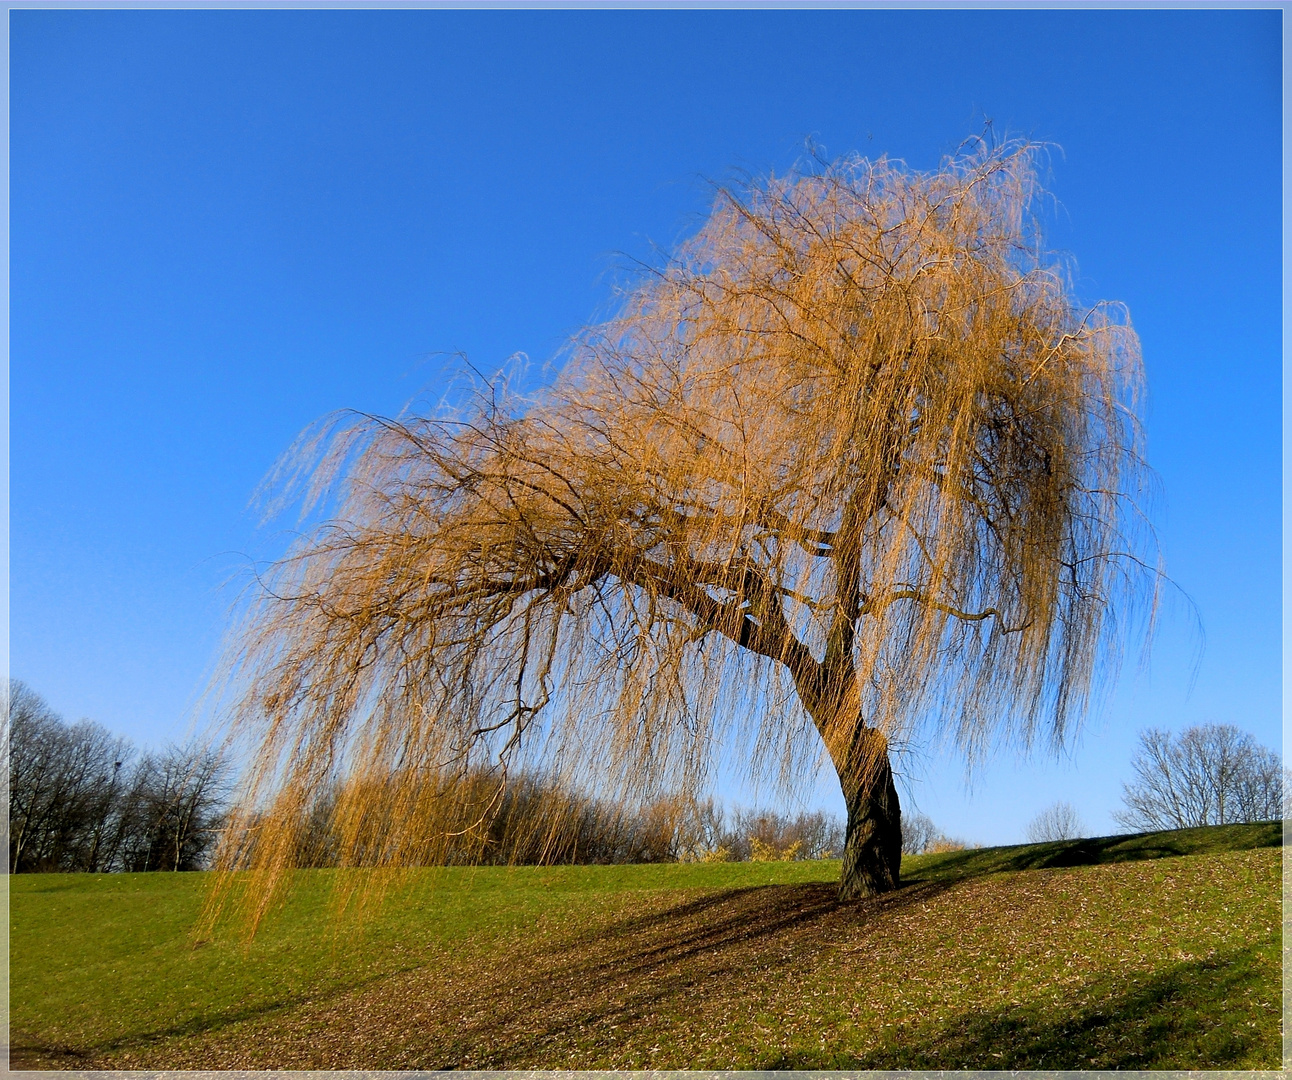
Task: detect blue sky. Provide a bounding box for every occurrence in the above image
[11,9,1282,845]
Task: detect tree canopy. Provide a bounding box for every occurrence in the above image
[209,141,1155,928]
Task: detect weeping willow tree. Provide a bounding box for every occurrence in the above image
[208,141,1154,930]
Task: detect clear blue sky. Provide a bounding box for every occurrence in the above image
[11,10,1281,845]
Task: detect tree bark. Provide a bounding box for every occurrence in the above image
[834,726,902,899]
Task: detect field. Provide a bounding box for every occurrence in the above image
[9,822,1284,1070]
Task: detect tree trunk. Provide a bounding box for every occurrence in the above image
[834,727,902,900]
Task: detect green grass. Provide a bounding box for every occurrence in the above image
[9,858,838,1064]
[901,819,1284,882]
[10,822,1283,1070]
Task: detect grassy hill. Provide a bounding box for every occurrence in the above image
[9,821,1283,1070]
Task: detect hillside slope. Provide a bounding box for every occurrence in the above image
[10,822,1283,1070]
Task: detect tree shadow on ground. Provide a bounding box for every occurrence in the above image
[905,821,1283,886]
[35,823,1280,1070]
[412,879,957,1068]
[16,879,945,1069]
[766,944,1277,1070]
[71,878,954,1069]
[7,954,433,1070]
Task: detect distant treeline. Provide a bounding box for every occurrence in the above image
[282,771,848,869]
[7,680,851,873]
[6,681,231,873]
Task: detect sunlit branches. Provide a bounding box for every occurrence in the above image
[205,139,1155,928]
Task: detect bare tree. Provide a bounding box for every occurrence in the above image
[1115,725,1284,831]
[900,811,937,855]
[119,744,232,872]
[1026,801,1084,842]
[6,682,134,873]
[787,810,847,861]
[209,140,1155,929]
[1230,749,1286,824]
[5,680,233,873]
[674,796,728,862]
[7,680,69,871]
[718,806,845,862]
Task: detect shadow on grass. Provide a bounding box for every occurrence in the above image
[766,944,1277,1070]
[576,877,957,979]
[7,955,432,1070]
[8,882,854,1067]
[57,879,955,1069]
[17,821,1279,1069]
[904,820,1283,886]
[404,879,961,1068]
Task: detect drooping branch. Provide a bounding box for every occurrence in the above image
[203,140,1157,931]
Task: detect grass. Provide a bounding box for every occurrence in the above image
[9,821,1283,1070]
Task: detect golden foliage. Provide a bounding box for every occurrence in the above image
[749,837,804,863]
[204,140,1155,933]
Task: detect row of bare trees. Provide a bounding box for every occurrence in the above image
[5,681,231,873]
[678,802,846,862]
[1115,724,1285,831]
[1023,725,1284,846]
[11,673,1278,874]
[288,773,691,868]
[273,772,845,869]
